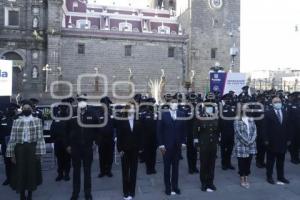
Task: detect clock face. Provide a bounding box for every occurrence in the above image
[209,0,223,9]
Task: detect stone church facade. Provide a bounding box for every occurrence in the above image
[0,0,240,103]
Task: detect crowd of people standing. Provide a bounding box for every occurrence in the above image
[0,88,299,200]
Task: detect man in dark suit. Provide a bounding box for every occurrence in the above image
[116,102,143,200]
[97,97,115,178]
[66,95,98,200]
[263,96,291,185]
[157,98,187,196]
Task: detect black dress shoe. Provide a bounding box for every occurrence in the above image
[228,165,235,170]
[106,172,113,177]
[165,190,171,195]
[278,178,290,184]
[208,184,217,191]
[173,188,181,195]
[70,195,78,200]
[55,175,63,182]
[256,162,265,168]
[188,169,194,174]
[146,169,157,175]
[222,166,228,170]
[2,179,9,186]
[291,159,300,165]
[64,175,70,181]
[193,168,199,173]
[85,195,93,200]
[98,173,105,178]
[27,195,32,200]
[267,177,275,185]
[201,185,207,192]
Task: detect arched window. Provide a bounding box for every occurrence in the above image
[119,21,133,32]
[76,19,91,29]
[158,25,170,34]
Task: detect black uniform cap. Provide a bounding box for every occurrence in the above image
[29,98,39,105]
[100,96,112,105]
[20,99,33,107]
[77,94,87,101]
[62,97,75,104]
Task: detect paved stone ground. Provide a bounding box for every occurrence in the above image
[1,149,300,200]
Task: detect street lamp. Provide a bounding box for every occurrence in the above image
[42,64,52,92]
[209,62,224,72]
[230,43,238,72]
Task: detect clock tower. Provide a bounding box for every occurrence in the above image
[178,0,240,92]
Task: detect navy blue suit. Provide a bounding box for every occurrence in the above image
[157,110,187,192]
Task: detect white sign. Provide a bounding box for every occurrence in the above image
[0,60,13,96]
[223,73,246,95]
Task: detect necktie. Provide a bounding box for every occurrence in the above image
[276,110,282,124]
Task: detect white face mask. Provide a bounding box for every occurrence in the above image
[205,107,214,114]
[170,103,178,111]
[128,108,135,113]
[78,101,87,109]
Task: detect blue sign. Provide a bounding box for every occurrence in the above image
[210,72,227,94]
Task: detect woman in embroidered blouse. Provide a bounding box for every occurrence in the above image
[6,100,46,200]
[234,109,257,189]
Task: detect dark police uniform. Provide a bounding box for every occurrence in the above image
[66,109,98,200]
[288,101,300,164]
[193,114,219,191]
[0,114,15,185]
[50,116,71,181]
[252,99,267,168]
[219,103,236,170]
[96,108,115,177]
[140,107,157,174]
[180,104,198,174]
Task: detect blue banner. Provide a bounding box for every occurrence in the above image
[210,72,227,95]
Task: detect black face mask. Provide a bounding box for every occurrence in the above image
[22,110,32,116]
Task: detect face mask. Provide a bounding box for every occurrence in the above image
[205,107,214,114]
[170,103,178,111]
[78,101,87,109]
[128,107,135,113]
[273,103,282,110]
[22,110,32,116]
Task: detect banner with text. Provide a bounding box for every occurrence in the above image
[0,60,13,96]
[210,72,246,95]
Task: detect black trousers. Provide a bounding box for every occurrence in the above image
[266,151,285,179]
[71,148,93,196]
[256,138,267,164]
[121,150,138,197]
[1,145,11,182]
[163,147,180,192]
[238,156,253,176]
[55,143,71,176]
[4,156,12,181]
[186,140,198,171]
[220,138,234,167]
[98,141,114,174]
[200,147,217,186]
[144,141,157,172]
